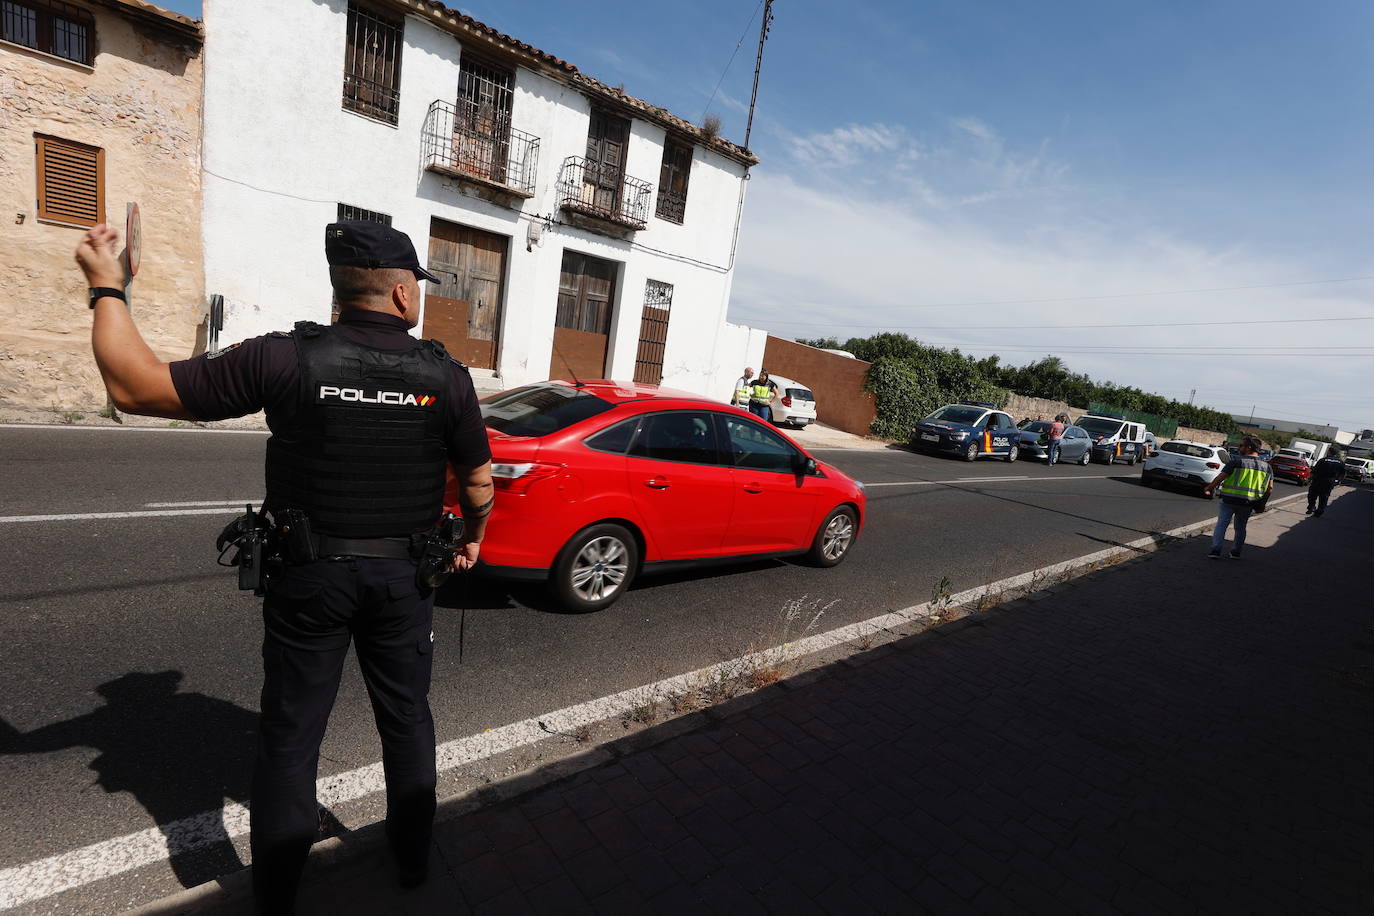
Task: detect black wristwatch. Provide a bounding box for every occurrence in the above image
[88,287,126,308]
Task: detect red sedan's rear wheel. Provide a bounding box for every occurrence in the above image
[551,523,639,612]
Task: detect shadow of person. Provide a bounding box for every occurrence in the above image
[0,671,259,889]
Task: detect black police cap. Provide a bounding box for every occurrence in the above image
[325,220,440,283]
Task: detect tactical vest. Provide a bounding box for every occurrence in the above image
[750,383,773,404]
[1218,456,1272,506]
[264,322,452,538]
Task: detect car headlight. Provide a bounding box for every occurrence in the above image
[949,431,968,440]
[854,480,865,491]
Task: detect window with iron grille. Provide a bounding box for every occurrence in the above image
[633,280,673,384]
[454,54,514,183]
[655,139,692,223]
[35,134,103,227]
[2,0,93,66]
[342,2,403,125]
[336,202,392,225]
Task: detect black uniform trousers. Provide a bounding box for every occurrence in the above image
[1308,478,1338,513]
[250,556,437,913]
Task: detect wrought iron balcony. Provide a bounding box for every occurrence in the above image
[655,188,687,224]
[344,73,400,125]
[422,100,538,198]
[557,156,652,231]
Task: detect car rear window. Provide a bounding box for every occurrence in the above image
[926,405,985,425]
[786,387,814,401]
[481,385,615,437]
[1161,442,1215,459]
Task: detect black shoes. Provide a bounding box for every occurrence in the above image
[1306,506,1314,515]
[1208,548,1222,559]
[1229,550,1241,559]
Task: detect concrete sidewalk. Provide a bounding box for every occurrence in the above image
[176,486,1373,915]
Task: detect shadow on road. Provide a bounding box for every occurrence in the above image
[0,671,259,888]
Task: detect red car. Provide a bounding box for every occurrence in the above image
[447,381,866,611]
[1268,454,1311,486]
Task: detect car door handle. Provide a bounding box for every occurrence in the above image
[644,478,670,489]
[743,482,764,493]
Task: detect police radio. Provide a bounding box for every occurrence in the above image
[217,504,274,595]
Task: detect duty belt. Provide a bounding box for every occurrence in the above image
[310,533,416,560]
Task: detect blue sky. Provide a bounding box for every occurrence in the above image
[163,1,1374,431]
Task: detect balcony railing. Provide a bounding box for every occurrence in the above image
[422,100,538,197]
[556,156,652,231]
[655,188,687,224]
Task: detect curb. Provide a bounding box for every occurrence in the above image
[123,489,1308,914]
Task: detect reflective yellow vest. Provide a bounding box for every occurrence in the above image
[750,383,773,404]
[1218,459,1272,504]
[734,380,752,404]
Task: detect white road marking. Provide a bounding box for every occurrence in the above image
[0,508,245,524]
[866,474,1108,487]
[144,500,263,508]
[0,496,1307,909]
[0,423,268,435]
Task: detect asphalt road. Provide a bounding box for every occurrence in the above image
[0,425,1298,913]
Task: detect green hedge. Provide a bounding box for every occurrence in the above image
[865,356,1007,440]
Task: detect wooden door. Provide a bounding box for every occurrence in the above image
[425,218,507,370]
[584,109,629,215]
[633,280,673,385]
[551,251,616,381]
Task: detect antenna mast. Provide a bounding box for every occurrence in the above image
[744,0,774,150]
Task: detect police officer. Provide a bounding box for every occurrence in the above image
[1308,447,1345,517]
[76,220,494,913]
[1202,435,1272,559]
[749,370,777,421]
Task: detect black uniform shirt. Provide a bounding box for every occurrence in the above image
[1312,455,1345,485]
[169,310,492,468]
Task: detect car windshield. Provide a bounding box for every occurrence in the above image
[1161,442,1215,459]
[1076,417,1125,436]
[481,385,615,437]
[925,405,985,425]
[1018,421,1051,433]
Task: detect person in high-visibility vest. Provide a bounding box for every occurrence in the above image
[731,366,754,407]
[1202,434,1273,558]
[749,370,777,421]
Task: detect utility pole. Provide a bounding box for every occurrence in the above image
[1188,388,1195,406]
[744,0,775,150]
[1248,405,1256,426]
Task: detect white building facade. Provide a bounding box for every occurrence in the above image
[200,0,763,397]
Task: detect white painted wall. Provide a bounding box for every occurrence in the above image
[201,0,758,396]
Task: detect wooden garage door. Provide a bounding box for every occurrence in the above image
[550,250,617,381]
[425,218,507,370]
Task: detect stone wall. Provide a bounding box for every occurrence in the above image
[761,337,877,436]
[1175,427,1228,446]
[0,12,204,410]
[1004,393,1082,423]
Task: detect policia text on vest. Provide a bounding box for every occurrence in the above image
[76,219,495,914]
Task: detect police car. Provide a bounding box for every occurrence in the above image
[1076,412,1148,465]
[912,402,1022,462]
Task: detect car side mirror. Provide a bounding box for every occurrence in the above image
[793,453,817,475]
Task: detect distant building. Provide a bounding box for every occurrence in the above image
[0,0,204,409]
[1229,414,1356,443]
[200,0,763,395]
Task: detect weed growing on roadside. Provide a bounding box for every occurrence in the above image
[97,406,116,419]
[929,576,954,619]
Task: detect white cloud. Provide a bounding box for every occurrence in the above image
[731,124,1374,430]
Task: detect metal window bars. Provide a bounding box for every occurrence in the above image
[655,189,687,224]
[422,100,538,195]
[557,156,652,231]
[342,3,403,124]
[2,0,93,65]
[634,280,673,384]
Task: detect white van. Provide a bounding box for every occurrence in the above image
[1075,413,1149,465]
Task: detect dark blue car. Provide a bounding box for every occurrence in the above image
[912,403,1022,462]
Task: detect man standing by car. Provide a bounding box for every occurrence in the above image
[731,366,754,408]
[75,219,494,913]
[1046,413,1067,466]
[1308,447,1345,517]
[1202,435,1273,558]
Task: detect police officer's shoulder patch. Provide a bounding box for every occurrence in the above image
[293,320,325,339]
[205,342,241,360]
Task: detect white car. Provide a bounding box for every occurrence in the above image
[766,374,818,428]
[1140,440,1231,497]
[1344,457,1374,484]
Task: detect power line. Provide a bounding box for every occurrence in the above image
[701,0,765,122]
[751,274,1374,318]
[759,314,1374,332]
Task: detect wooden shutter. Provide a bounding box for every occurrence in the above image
[35,135,104,227]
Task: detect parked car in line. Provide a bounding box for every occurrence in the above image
[1140,440,1231,496]
[1076,413,1149,465]
[764,374,818,429]
[451,381,866,611]
[1269,453,1313,486]
[912,402,1022,462]
[1014,420,1093,464]
[1344,456,1374,484]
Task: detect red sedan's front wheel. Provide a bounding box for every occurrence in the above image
[806,506,858,568]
